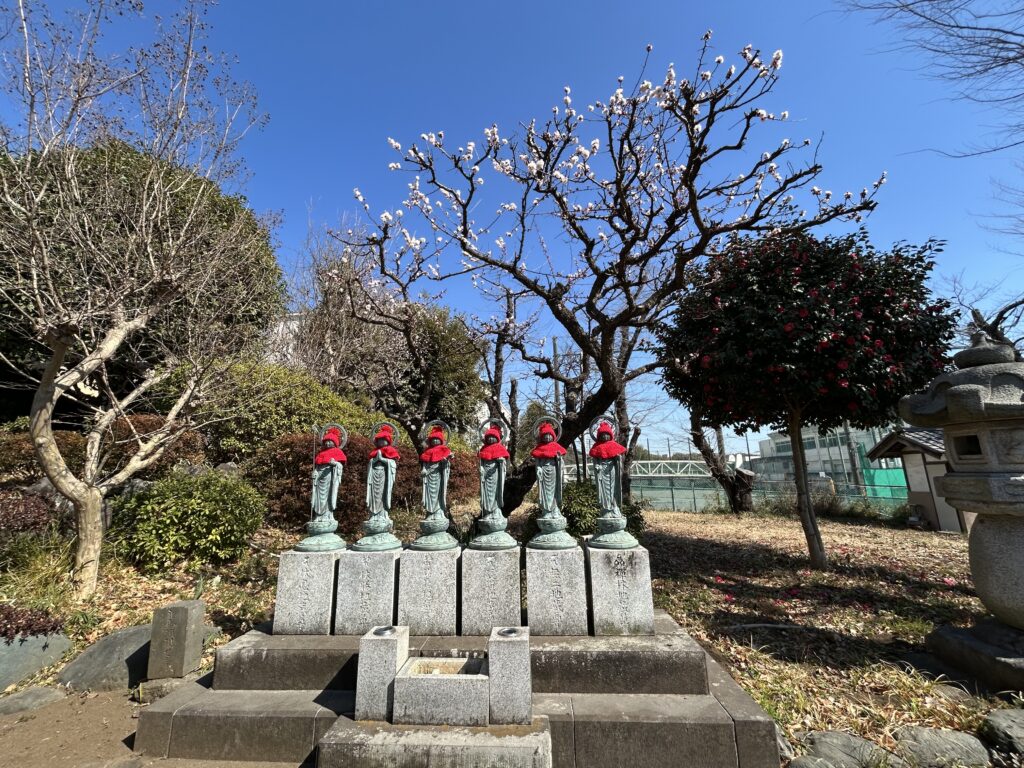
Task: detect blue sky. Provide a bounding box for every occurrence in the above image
[45,1,1024,452]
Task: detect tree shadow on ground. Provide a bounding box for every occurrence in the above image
[643,526,984,672]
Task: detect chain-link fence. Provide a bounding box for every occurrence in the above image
[627,475,908,512]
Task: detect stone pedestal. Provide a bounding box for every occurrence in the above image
[273,550,340,635]
[586,545,655,636]
[397,548,460,635]
[488,627,532,724]
[926,618,1024,692]
[148,600,205,679]
[335,550,400,635]
[525,547,588,636]
[461,547,522,635]
[355,626,410,722]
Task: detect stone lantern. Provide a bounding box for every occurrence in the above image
[900,332,1024,687]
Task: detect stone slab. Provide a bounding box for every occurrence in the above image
[214,629,363,690]
[335,549,399,635]
[133,675,212,757]
[532,694,575,768]
[355,626,409,722]
[392,656,489,726]
[396,548,460,636]
[461,547,522,635]
[488,626,532,725]
[531,634,708,695]
[0,685,65,715]
[570,692,739,768]
[525,547,588,636]
[58,625,151,691]
[272,549,341,635]
[586,545,655,635]
[161,688,352,762]
[317,714,552,768]
[416,636,488,659]
[706,655,780,768]
[0,632,71,690]
[926,619,1024,692]
[147,600,204,680]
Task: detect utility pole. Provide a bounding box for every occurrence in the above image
[843,421,865,490]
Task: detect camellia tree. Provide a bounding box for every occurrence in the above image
[656,230,957,569]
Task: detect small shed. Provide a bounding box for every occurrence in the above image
[868,427,967,533]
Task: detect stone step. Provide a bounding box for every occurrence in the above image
[533,692,740,768]
[213,612,707,696]
[134,678,353,763]
[317,714,553,768]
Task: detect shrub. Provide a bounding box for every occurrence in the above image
[112,471,265,571]
[0,603,63,643]
[103,414,207,479]
[244,432,479,536]
[197,364,387,463]
[0,430,86,485]
[0,488,51,536]
[524,480,648,541]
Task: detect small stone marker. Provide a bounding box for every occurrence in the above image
[273,550,341,635]
[586,544,655,635]
[147,600,205,680]
[396,548,460,635]
[355,625,410,722]
[334,550,400,635]
[461,547,522,635]
[525,547,588,635]
[487,626,532,724]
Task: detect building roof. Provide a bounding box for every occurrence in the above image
[867,427,945,461]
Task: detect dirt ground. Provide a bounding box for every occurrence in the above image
[0,691,302,768]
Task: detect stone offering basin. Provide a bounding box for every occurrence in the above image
[392,655,490,726]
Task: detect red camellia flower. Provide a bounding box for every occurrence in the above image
[837,360,849,370]
[799,308,809,317]
[784,322,795,332]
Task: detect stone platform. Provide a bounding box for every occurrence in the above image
[926,618,1024,692]
[135,610,779,767]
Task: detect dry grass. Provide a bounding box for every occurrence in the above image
[645,509,998,748]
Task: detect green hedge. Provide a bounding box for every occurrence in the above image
[112,471,265,571]
[525,480,647,541]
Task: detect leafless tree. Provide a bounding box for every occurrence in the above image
[350,35,881,511]
[0,0,278,597]
[298,224,485,445]
[849,0,1024,153]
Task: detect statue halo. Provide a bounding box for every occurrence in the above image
[319,423,349,450]
[588,415,618,441]
[422,419,451,445]
[531,415,562,442]
[477,417,505,443]
[371,421,400,445]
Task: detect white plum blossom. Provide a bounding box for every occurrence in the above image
[771,49,783,69]
[353,188,364,203]
[700,70,712,81]
[714,55,724,64]
[380,211,394,223]
[387,137,401,151]
[388,162,401,171]
[727,65,736,77]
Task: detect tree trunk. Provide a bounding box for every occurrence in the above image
[788,413,828,570]
[72,488,105,597]
[690,413,753,513]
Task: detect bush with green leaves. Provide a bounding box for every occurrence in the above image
[196,364,386,463]
[112,471,265,571]
[524,480,647,541]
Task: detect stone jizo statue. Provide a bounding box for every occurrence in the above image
[469,419,517,550]
[296,425,348,552]
[587,418,638,549]
[526,416,577,550]
[410,422,459,550]
[353,422,402,552]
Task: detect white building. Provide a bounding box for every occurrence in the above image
[754,424,901,486]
